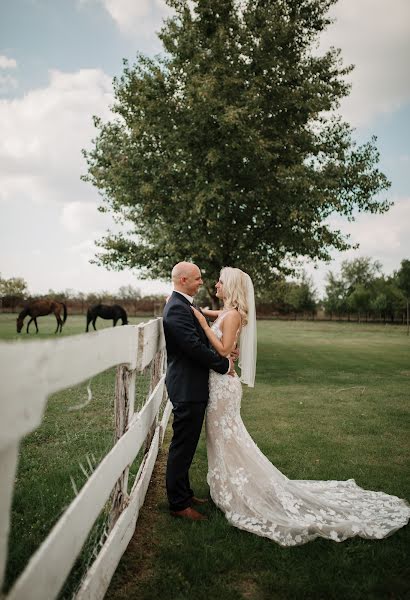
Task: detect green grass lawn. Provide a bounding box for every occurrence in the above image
[0,313,150,598]
[0,311,149,340]
[1,316,409,599]
[110,320,410,600]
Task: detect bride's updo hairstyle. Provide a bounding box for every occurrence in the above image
[220,267,249,327]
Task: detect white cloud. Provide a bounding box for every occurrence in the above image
[304,196,410,296]
[61,201,113,235]
[0,55,17,69]
[0,68,113,206]
[319,0,410,127]
[341,196,410,259]
[79,0,173,36]
[0,74,18,93]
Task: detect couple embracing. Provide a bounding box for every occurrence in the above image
[163,262,409,546]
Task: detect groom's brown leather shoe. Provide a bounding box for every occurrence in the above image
[191,496,208,505]
[170,507,207,521]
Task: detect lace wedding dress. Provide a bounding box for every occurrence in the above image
[206,320,410,546]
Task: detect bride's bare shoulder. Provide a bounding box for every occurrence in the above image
[221,309,241,327]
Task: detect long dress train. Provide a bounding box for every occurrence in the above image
[206,322,410,546]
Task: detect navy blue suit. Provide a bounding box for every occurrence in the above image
[163,291,229,511]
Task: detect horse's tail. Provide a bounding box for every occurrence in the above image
[62,302,68,323]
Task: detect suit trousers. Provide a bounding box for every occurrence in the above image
[166,401,207,511]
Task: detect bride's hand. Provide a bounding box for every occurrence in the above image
[191,306,207,329]
[230,346,240,362]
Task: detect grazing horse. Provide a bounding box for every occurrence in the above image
[86,304,128,332]
[16,300,68,334]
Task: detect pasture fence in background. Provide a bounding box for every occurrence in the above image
[0,318,171,600]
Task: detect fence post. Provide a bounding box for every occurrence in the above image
[143,348,164,454]
[0,443,19,591]
[109,361,136,529]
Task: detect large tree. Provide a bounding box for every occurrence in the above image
[339,257,382,293]
[0,274,29,312]
[84,0,390,302]
[0,275,28,298]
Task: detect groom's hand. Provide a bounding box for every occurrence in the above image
[230,346,240,362]
[228,357,235,377]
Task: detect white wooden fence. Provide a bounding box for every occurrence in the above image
[0,318,172,600]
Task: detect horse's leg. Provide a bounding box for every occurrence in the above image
[55,315,62,334]
[92,318,97,330]
[58,310,64,333]
[113,319,117,327]
[26,318,33,333]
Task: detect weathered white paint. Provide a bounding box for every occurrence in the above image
[7,377,165,600]
[160,400,173,444]
[75,426,162,600]
[0,318,170,600]
[0,326,139,452]
[0,444,19,589]
[136,318,165,371]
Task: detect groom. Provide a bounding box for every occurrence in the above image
[162,262,232,521]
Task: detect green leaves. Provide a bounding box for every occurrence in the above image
[324,257,408,321]
[83,0,391,299]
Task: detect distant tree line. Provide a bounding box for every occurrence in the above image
[253,273,317,319]
[0,280,164,317]
[323,258,410,327]
[1,258,409,326]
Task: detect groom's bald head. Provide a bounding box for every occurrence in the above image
[172,262,203,296]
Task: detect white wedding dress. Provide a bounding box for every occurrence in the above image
[206,319,410,546]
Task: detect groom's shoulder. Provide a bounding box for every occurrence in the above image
[163,293,189,318]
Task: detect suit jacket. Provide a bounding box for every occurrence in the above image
[162,291,229,404]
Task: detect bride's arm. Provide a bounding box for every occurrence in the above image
[191,307,240,357]
[201,308,222,319]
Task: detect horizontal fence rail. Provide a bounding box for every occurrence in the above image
[0,318,171,600]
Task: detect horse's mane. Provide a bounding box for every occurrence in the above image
[17,307,29,319]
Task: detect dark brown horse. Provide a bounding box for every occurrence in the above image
[16,300,68,334]
[86,304,128,331]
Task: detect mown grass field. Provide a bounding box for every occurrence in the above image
[1,315,409,599]
[109,320,410,600]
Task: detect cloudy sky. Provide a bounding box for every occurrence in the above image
[0,0,409,299]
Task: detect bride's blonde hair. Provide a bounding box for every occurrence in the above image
[220,267,249,327]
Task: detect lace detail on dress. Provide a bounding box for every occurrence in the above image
[206,322,410,546]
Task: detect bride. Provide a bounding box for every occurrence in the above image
[191,267,410,546]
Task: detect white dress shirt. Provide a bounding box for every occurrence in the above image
[174,290,194,304]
